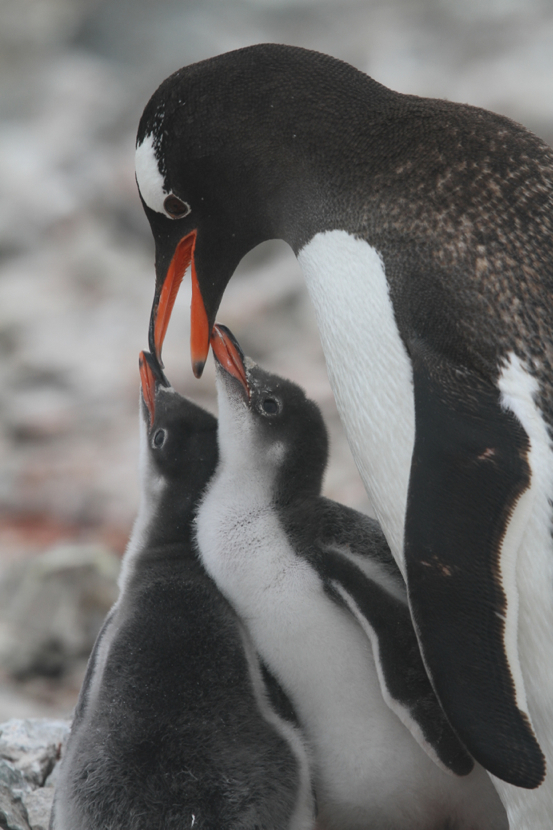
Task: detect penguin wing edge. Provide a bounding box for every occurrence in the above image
[320,548,474,776]
[405,346,546,789]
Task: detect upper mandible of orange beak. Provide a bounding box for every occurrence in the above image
[210,324,250,397]
[139,350,157,426]
[139,349,169,426]
[149,229,210,378]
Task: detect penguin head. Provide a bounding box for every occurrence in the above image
[138,350,218,527]
[210,325,328,505]
[135,44,379,379]
[135,47,280,381]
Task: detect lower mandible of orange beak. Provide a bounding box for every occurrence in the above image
[190,252,210,378]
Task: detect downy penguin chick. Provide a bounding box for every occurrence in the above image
[50,350,315,830]
[195,324,508,830]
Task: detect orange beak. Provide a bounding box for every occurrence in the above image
[149,229,210,377]
[139,351,157,426]
[210,324,249,397]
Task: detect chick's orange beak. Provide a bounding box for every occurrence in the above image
[210,324,249,396]
[139,351,157,426]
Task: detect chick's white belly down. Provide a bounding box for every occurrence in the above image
[195,482,503,830]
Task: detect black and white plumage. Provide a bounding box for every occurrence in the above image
[193,324,508,830]
[50,350,314,830]
[135,44,553,825]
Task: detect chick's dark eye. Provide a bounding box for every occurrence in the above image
[261,398,279,415]
[153,429,166,447]
[163,194,191,219]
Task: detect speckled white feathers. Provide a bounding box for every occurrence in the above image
[494,354,553,826]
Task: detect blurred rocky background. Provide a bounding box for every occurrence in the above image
[0,718,69,830]
[1,0,553,720]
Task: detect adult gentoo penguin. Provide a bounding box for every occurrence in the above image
[50,350,315,830]
[194,323,508,830]
[135,43,553,826]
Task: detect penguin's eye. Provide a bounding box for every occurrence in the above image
[153,429,166,448]
[261,398,280,416]
[163,195,191,219]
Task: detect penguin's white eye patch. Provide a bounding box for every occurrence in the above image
[163,194,191,219]
[135,133,191,219]
[135,133,167,215]
[153,428,166,448]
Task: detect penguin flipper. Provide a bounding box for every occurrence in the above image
[319,546,474,776]
[405,345,546,788]
[316,496,400,572]
[71,608,116,726]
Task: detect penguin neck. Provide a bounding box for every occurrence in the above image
[118,485,201,594]
[216,390,313,514]
[219,81,412,252]
[142,488,198,550]
[118,454,203,593]
[213,416,276,517]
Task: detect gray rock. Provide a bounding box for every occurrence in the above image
[0,760,28,796]
[21,789,54,830]
[0,718,70,829]
[0,719,70,788]
[0,782,31,830]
